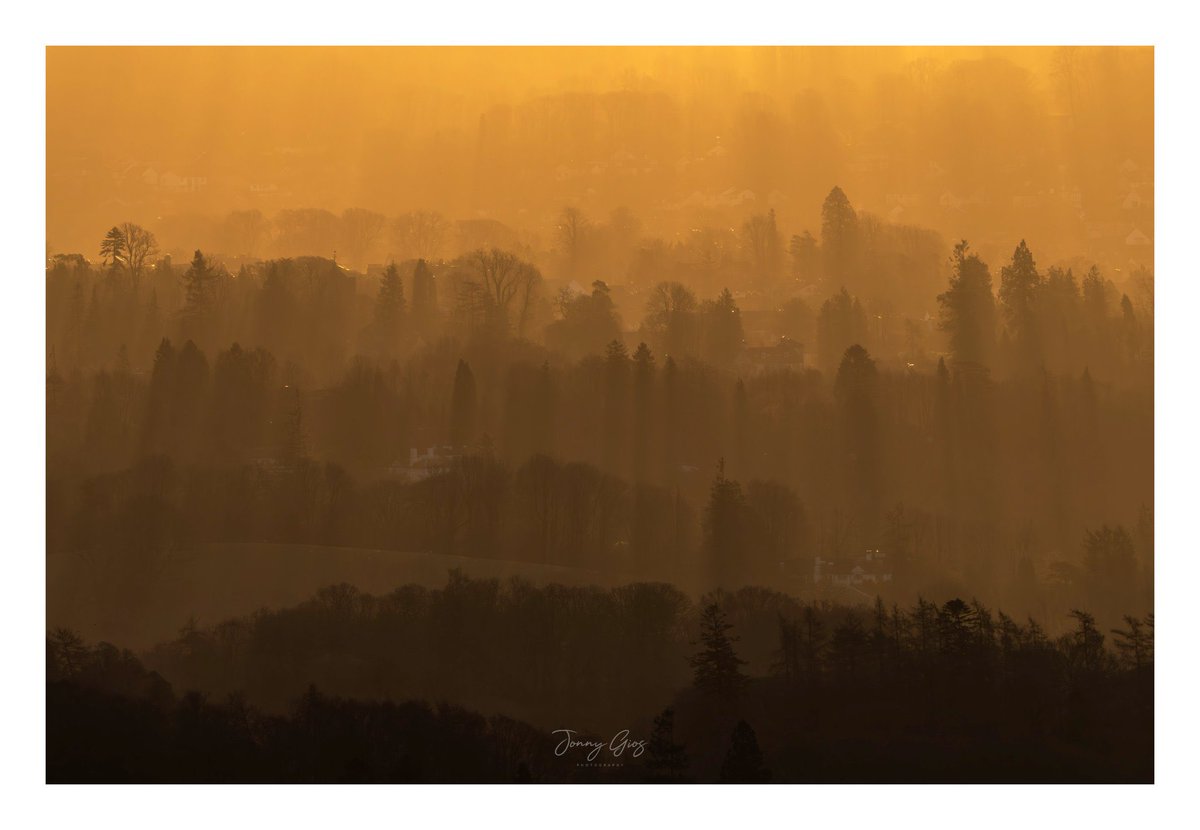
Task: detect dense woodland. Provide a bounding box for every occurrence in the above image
[46,185,1153,782]
[48,579,1152,782]
[48,189,1153,624]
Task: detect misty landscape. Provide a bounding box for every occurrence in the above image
[45,46,1153,783]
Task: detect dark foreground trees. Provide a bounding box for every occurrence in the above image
[47,577,1152,783]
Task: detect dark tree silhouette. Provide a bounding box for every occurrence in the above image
[999,239,1042,371]
[704,460,751,587]
[645,707,689,781]
[938,240,996,370]
[450,359,477,447]
[835,344,880,533]
[821,186,858,287]
[180,250,220,345]
[410,258,438,335]
[374,262,406,355]
[1110,615,1153,671]
[719,720,771,783]
[690,602,747,701]
[817,288,868,374]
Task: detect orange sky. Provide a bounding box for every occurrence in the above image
[47,46,1152,271]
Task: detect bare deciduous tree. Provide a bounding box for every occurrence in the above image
[340,208,387,268]
[394,211,448,260]
[100,223,158,293]
[464,248,541,336]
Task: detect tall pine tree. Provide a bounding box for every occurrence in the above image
[690,602,748,700]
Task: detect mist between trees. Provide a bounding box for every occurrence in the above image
[47,188,1153,650]
[44,190,1154,784]
[44,44,1155,785]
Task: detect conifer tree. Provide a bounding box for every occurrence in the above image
[632,342,655,482]
[690,601,747,700]
[704,459,750,586]
[450,359,477,447]
[181,249,219,344]
[999,239,1042,369]
[938,241,996,370]
[279,386,308,465]
[719,720,770,783]
[645,707,689,782]
[821,186,858,287]
[374,262,406,355]
[411,258,438,335]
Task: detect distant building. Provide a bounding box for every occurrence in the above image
[1122,189,1146,210]
[1125,228,1152,247]
[778,556,816,585]
[248,449,286,478]
[738,309,777,344]
[384,446,462,483]
[814,549,893,587]
[737,337,805,376]
[157,171,208,193]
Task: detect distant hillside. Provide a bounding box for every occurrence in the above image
[47,542,634,648]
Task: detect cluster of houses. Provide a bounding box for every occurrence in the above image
[813,549,893,587]
[780,548,894,590]
[383,446,463,484]
[248,445,464,483]
[736,337,806,376]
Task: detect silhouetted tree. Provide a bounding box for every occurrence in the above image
[278,386,308,465]
[741,209,782,285]
[141,338,177,455]
[690,602,747,700]
[450,359,477,446]
[1082,525,1139,617]
[394,212,448,260]
[719,720,770,783]
[180,250,220,345]
[835,344,880,533]
[603,340,631,477]
[632,343,656,482]
[100,223,158,293]
[557,206,590,279]
[209,343,275,463]
[100,226,125,271]
[701,288,744,367]
[546,280,622,361]
[704,460,751,587]
[788,230,819,283]
[1064,609,1107,675]
[817,288,868,374]
[1110,615,1152,671]
[410,258,438,336]
[463,248,542,337]
[643,282,698,358]
[645,707,689,781]
[821,186,858,287]
[999,239,1042,371]
[938,241,996,371]
[340,208,386,268]
[374,262,406,355]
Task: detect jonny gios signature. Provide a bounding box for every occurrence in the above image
[553,729,647,762]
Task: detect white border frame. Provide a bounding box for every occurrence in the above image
[4,2,1196,827]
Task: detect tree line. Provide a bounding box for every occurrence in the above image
[47,187,1154,641]
[47,576,1152,782]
